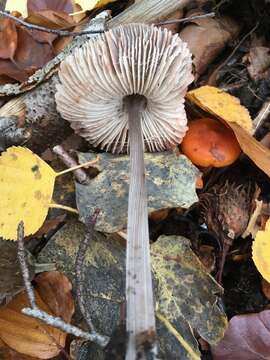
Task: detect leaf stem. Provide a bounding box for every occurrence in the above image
[49,203,79,214]
[55,156,99,177]
[156,312,200,360]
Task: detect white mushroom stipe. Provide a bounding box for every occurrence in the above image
[56,24,193,153]
[56,23,193,359]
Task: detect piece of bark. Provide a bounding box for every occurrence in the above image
[111,0,189,27]
[0,116,30,151]
[180,11,241,79]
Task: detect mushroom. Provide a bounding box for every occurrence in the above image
[181,117,241,167]
[55,23,193,358]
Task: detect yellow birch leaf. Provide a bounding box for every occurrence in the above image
[252,219,270,282]
[187,85,253,132]
[0,146,56,240]
[74,0,117,11]
[0,146,97,240]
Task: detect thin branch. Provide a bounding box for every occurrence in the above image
[0,11,104,37]
[154,12,215,26]
[17,221,109,348]
[75,209,100,332]
[53,145,90,184]
[17,221,36,309]
[207,22,259,85]
[22,308,109,346]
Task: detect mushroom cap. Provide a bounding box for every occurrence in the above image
[56,23,193,153]
[181,118,241,167]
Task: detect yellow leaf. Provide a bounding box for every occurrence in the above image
[5,0,27,18]
[0,146,98,240]
[0,147,55,240]
[252,219,270,282]
[75,0,117,11]
[187,85,253,132]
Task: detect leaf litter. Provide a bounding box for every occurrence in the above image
[1,0,270,359]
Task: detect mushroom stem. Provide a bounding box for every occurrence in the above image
[125,95,157,359]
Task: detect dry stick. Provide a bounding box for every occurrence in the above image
[253,100,270,134]
[208,22,259,85]
[17,222,109,348]
[0,11,104,36]
[0,9,215,39]
[125,96,157,360]
[154,12,215,26]
[53,145,90,184]
[75,209,100,332]
[17,221,36,309]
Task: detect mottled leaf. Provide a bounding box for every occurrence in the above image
[38,220,226,358]
[76,151,199,233]
[152,235,227,345]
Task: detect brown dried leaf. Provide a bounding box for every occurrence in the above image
[0,271,74,358]
[0,338,38,360]
[0,291,66,358]
[229,122,270,178]
[34,271,74,323]
[25,10,76,48]
[26,10,76,29]
[0,27,54,82]
[180,12,240,78]
[211,310,270,360]
[27,0,74,14]
[0,19,18,61]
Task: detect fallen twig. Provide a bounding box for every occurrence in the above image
[155,12,215,26]
[253,100,270,134]
[53,145,90,185]
[0,11,104,36]
[17,221,109,348]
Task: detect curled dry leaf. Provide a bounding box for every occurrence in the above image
[229,122,270,178]
[0,274,74,359]
[0,19,17,61]
[27,0,74,14]
[26,10,76,29]
[211,310,270,360]
[180,12,240,78]
[252,219,270,283]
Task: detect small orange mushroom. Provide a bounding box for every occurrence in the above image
[181,117,241,167]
